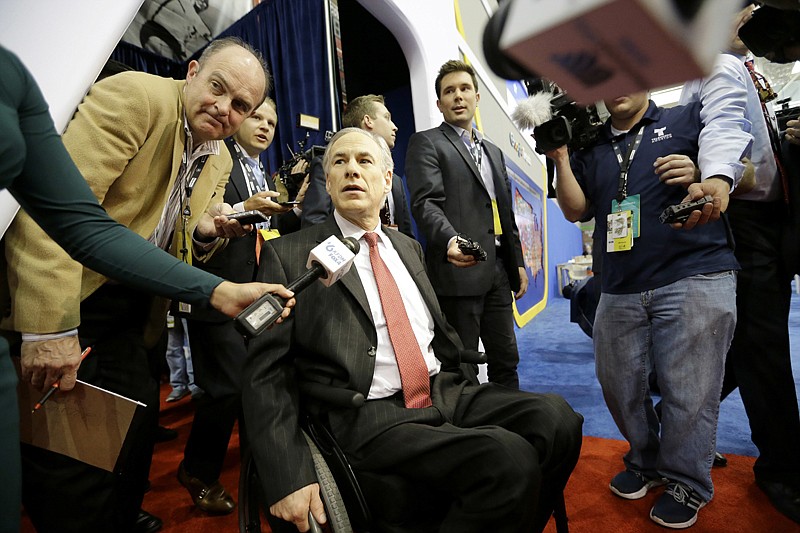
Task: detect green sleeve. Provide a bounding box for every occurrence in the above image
[1,47,224,315]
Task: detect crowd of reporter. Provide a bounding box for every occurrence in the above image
[4,1,800,531]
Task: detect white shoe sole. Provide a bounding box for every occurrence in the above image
[649,500,707,529]
[610,478,668,500]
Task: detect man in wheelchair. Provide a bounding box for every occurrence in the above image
[242,128,584,532]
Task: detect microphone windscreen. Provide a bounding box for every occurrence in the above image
[340,236,360,255]
[512,92,555,130]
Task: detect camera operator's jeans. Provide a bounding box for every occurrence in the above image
[593,271,736,502]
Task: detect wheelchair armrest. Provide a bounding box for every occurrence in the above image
[460,349,487,364]
[298,381,366,409]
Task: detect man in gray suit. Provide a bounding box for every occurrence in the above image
[301,94,414,237]
[242,128,582,533]
[406,60,527,388]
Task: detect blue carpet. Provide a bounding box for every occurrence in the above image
[517,291,800,457]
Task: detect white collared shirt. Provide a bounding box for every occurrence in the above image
[679,52,780,201]
[334,211,441,399]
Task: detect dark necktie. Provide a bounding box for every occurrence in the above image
[463,130,481,168]
[363,232,432,408]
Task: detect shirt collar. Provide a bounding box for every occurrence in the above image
[234,140,260,167]
[334,211,385,243]
[182,112,220,158]
[445,122,483,144]
[724,51,747,63]
[601,100,661,143]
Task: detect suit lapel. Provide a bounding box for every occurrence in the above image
[224,138,253,202]
[383,230,451,334]
[264,166,277,192]
[482,140,508,206]
[316,218,373,323]
[440,123,484,190]
[168,122,185,200]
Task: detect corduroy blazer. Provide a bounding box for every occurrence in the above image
[2,71,230,338]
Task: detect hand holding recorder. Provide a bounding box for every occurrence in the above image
[668,177,731,230]
[236,236,360,337]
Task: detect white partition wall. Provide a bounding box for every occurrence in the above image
[0,0,145,234]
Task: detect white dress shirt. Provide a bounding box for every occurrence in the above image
[680,52,780,201]
[334,211,441,399]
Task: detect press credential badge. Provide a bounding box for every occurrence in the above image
[607,210,633,252]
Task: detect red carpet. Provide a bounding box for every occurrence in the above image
[544,437,799,533]
[22,384,800,532]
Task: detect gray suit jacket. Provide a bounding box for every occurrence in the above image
[242,217,466,506]
[406,123,524,296]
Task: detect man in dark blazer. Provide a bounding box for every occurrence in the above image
[406,60,528,388]
[179,98,308,514]
[300,95,414,237]
[242,128,582,533]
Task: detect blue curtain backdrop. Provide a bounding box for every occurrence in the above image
[111,0,333,178]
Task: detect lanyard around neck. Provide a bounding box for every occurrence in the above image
[181,154,209,218]
[231,142,265,196]
[611,126,644,203]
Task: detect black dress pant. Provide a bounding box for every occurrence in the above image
[183,319,246,484]
[21,285,158,533]
[438,258,520,388]
[328,371,583,533]
[722,199,800,486]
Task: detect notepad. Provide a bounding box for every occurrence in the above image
[17,368,144,472]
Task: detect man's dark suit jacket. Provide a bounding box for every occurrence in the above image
[241,217,467,506]
[301,156,414,237]
[405,123,524,296]
[190,137,300,323]
[186,139,300,397]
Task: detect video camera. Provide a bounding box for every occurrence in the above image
[739,5,800,64]
[537,83,602,154]
[483,0,741,105]
[512,80,603,154]
[276,113,329,200]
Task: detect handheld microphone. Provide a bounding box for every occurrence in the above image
[511,91,555,130]
[493,0,740,105]
[235,236,360,337]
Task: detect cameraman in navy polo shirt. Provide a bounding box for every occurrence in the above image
[544,92,741,529]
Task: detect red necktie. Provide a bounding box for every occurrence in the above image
[363,232,432,408]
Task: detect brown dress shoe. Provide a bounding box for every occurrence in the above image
[177,460,235,515]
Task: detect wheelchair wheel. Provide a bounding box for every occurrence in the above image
[303,432,353,533]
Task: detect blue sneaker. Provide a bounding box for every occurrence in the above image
[166,388,190,402]
[610,469,668,500]
[650,482,707,529]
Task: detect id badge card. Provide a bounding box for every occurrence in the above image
[606,210,634,252]
[611,194,640,238]
[259,229,281,241]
